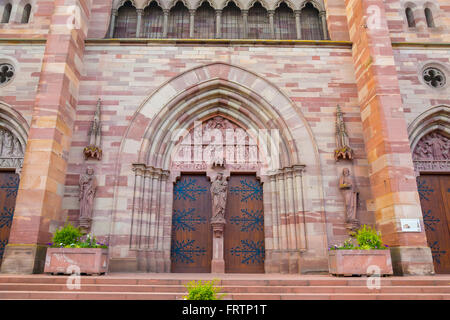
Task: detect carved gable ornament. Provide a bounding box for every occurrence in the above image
[413,131,450,173]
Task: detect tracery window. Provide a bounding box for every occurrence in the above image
[274,2,296,40]
[167,1,190,39]
[194,1,215,39]
[114,1,138,38]
[247,2,270,39]
[300,3,323,40]
[142,1,164,38]
[222,2,243,39]
[0,63,14,86]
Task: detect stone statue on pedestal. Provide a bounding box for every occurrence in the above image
[210,172,227,224]
[339,168,359,230]
[79,167,97,230]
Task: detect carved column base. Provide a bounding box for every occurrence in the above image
[78,218,92,233]
[345,219,360,233]
[211,219,226,273]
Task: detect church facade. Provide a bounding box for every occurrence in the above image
[0,0,448,275]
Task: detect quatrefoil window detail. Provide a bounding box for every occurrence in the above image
[0,64,15,85]
[423,67,446,88]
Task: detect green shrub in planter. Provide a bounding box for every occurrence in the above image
[48,224,107,249]
[329,224,389,251]
[183,279,226,300]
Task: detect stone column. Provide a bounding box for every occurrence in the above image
[319,11,328,40]
[136,9,144,38]
[242,10,248,38]
[0,0,93,274]
[109,9,118,38]
[268,10,275,39]
[163,9,169,38]
[215,9,222,38]
[189,9,195,38]
[344,0,434,275]
[294,10,301,40]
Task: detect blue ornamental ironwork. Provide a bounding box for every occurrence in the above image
[173,178,207,201]
[423,210,440,232]
[170,239,206,264]
[229,179,263,202]
[430,241,446,265]
[230,209,263,232]
[416,178,434,201]
[0,239,7,259]
[172,208,206,232]
[0,175,19,198]
[230,240,265,264]
[0,207,14,229]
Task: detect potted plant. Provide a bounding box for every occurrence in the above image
[328,225,393,276]
[44,224,108,275]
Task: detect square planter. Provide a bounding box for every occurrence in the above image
[328,249,393,276]
[44,248,108,275]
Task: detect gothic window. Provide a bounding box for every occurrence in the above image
[300,3,323,40]
[425,8,435,28]
[247,2,270,39]
[405,7,415,28]
[1,3,12,23]
[167,1,190,39]
[194,1,215,39]
[114,1,138,38]
[423,67,446,88]
[222,2,243,39]
[142,1,164,38]
[274,2,296,40]
[21,4,32,24]
[0,63,14,86]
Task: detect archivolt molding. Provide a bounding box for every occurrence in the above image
[113,0,323,11]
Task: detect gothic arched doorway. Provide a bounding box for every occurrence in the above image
[413,130,450,274]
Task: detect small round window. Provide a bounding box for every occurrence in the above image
[0,63,15,86]
[422,67,446,88]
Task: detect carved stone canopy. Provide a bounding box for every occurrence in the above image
[413,131,450,173]
[334,105,353,161]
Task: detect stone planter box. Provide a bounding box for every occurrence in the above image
[44,248,108,275]
[328,250,393,276]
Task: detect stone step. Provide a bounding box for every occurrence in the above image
[1,283,450,294]
[0,276,449,287]
[0,290,449,300]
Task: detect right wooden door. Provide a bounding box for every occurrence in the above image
[224,174,265,273]
[417,174,450,274]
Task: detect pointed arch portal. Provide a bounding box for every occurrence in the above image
[111,63,328,273]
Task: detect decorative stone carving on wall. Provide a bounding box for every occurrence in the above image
[79,167,97,231]
[413,131,450,173]
[334,105,353,161]
[339,168,360,231]
[0,127,24,171]
[83,99,102,161]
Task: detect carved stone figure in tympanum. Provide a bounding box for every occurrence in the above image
[79,167,97,229]
[339,168,359,227]
[414,131,449,161]
[210,172,228,223]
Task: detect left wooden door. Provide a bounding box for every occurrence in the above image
[0,171,19,266]
[171,174,212,273]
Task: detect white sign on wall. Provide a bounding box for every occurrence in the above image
[400,219,422,232]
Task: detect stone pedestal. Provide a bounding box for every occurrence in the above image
[211,218,226,273]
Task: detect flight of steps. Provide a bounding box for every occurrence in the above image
[0,274,449,300]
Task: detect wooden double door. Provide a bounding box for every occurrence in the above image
[417,174,450,274]
[171,174,264,273]
[0,171,19,267]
